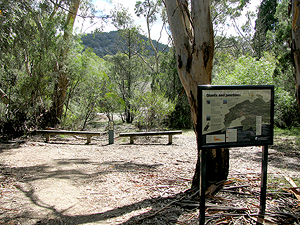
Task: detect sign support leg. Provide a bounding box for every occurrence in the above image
[257,145,268,224]
[199,149,207,225]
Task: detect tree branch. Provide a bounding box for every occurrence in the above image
[0,88,10,105]
[232,18,255,54]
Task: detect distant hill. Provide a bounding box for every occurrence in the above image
[81,31,169,58]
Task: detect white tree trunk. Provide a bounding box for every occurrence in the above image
[164,0,213,131]
[164,0,229,189]
[50,0,80,126]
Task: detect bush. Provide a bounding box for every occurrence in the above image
[213,53,300,128]
[166,93,193,129]
[131,91,175,131]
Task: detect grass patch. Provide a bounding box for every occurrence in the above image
[182,129,196,137]
[273,126,300,151]
[268,175,300,200]
[274,126,300,137]
[268,176,290,191]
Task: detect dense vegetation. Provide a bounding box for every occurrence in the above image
[0,0,299,140]
[81,31,169,58]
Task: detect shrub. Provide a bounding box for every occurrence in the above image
[131,91,175,131]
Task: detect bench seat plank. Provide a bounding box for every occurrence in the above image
[36,130,106,144]
[119,130,182,137]
[119,130,182,144]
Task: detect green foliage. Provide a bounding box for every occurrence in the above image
[274,87,300,128]
[167,94,193,129]
[253,0,278,59]
[100,91,125,120]
[265,0,291,56]
[212,53,275,85]
[211,0,250,37]
[213,52,300,128]
[158,49,193,129]
[265,0,299,127]
[61,47,110,130]
[130,90,175,131]
[157,50,180,99]
[1,0,299,138]
[274,126,300,137]
[0,0,67,134]
[104,27,150,123]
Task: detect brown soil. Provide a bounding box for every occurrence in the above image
[0,127,299,224]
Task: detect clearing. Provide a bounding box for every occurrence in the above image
[0,127,299,224]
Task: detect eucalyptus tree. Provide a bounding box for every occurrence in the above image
[291,0,300,112]
[163,0,228,189]
[104,51,147,123]
[253,0,278,59]
[163,0,253,189]
[0,0,98,133]
[135,0,170,89]
[264,0,300,127]
[210,0,255,56]
[108,5,148,123]
[0,0,63,132]
[64,47,109,130]
[49,0,81,126]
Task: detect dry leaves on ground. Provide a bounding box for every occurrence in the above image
[0,130,299,224]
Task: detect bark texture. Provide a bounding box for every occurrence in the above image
[292,0,300,110]
[164,0,229,189]
[50,0,80,126]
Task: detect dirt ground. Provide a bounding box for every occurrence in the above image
[0,127,299,224]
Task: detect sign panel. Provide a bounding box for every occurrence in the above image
[198,85,274,148]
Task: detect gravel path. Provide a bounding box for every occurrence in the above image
[0,131,299,224]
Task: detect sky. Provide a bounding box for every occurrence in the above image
[75,0,169,44]
[74,0,262,45]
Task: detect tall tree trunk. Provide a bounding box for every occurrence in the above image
[292,0,300,110]
[50,0,80,126]
[165,0,229,190]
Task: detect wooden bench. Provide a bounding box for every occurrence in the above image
[119,130,182,144]
[36,130,107,144]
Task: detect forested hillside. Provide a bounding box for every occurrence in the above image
[81,31,169,58]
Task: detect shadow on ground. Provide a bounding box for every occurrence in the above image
[0,160,192,225]
[16,188,187,225]
[229,141,300,173]
[0,159,192,225]
[0,140,25,153]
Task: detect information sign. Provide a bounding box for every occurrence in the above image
[197,85,274,224]
[198,85,274,149]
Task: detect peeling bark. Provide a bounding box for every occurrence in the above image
[177,55,183,69]
[201,42,212,68]
[165,0,229,190]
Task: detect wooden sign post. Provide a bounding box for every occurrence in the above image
[108,120,114,144]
